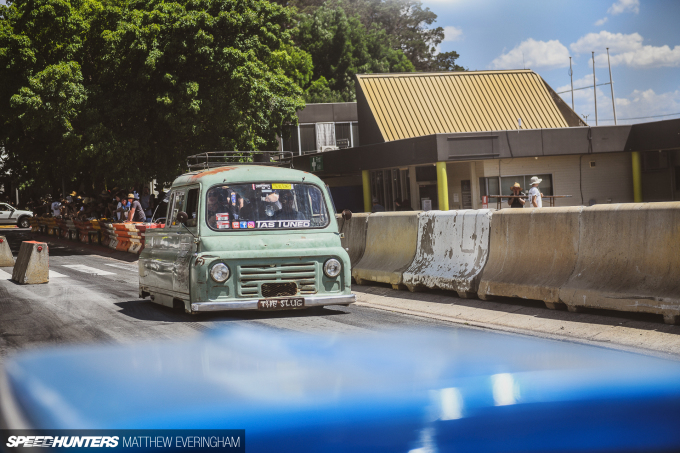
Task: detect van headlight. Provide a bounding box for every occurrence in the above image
[210,263,230,282]
[323,258,342,278]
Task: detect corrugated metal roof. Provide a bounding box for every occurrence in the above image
[356,70,570,142]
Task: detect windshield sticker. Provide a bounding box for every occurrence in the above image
[216,221,230,229]
[232,221,240,229]
[272,183,292,190]
[216,213,229,221]
[247,221,255,228]
[252,184,272,190]
[239,221,247,229]
[256,220,311,229]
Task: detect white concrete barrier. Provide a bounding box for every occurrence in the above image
[352,212,420,289]
[11,241,49,284]
[477,207,584,305]
[0,236,13,267]
[559,202,680,324]
[402,210,492,298]
[337,213,369,269]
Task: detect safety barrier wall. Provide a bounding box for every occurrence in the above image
[559,203,680,324]
[336,213,370,269]
[352,212,420,289]
[402,210,492,298]
[477,207,583,304]
[11,241,48,284]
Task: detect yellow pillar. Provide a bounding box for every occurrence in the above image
[436,162,449,211]
[362,170,372,213]
[631,152,642,202]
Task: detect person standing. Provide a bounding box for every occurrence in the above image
[140,187,153,218]
[51,198,61,217]
[126,193,147,222]
[527,176,543,208]
[116,193,130,221]
[371,197,385,213]
[508,182,525,208]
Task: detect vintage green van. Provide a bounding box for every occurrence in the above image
[139,154,354,313]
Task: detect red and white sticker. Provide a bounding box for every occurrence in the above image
[216,213,229,221]
[216,221,230,229]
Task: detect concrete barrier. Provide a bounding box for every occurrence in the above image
[337,213,369,269]
[559,202,680,324]
[11,241,49,284]
[352,212,420,289]
[0,236,13,267]
[402,210,492,298]
[477,207,584,304]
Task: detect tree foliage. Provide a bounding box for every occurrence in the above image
[0,0,307,192]
[280,0,464,102]
[0,0,463,194]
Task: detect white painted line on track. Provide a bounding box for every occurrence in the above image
[61,264,115,276]
[104,263,137,271]
[0,269,67,279]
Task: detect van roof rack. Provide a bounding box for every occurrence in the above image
[186,151,294,171]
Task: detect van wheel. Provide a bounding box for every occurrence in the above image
[173,299,186,312]
[18,217,30,229]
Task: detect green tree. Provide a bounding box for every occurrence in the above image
[296,3,414,102]
[1,0,309,192]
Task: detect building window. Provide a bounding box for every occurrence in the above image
[281,125,299,153]
[479,174,553,201]
[370,168,411,211]
[300,124,316,154]
[281,121,359,154]
[415,165,437,182]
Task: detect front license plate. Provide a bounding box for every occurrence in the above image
[258,298,305,310]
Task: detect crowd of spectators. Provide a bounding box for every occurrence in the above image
[25,186,166,223]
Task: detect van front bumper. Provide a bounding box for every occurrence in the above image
[191,294,356,312]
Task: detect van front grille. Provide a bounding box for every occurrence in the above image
[261,282,298,298]
[238,262,317,298]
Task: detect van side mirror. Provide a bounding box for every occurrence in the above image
[342,209,352,220]
[176,211,188,225]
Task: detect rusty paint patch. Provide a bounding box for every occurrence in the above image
[189,166,237,180]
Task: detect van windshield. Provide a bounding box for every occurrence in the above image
[206,183,330,231]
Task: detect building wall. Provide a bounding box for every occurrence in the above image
[478,152,634,207]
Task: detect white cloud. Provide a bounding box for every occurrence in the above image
[558,82,680,124]
[570,31,680,68]
[442,26,463,42]
[608,0,640,15]
[489,39,570,70]
[594,17,608,26]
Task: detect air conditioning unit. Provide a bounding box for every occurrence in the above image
[320,146,339,152]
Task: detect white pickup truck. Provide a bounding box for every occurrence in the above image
[0,202,33,228]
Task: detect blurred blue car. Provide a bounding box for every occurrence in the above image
[2,326,680,452]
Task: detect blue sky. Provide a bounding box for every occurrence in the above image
[424,0,680,124]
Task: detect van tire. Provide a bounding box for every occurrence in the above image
[18,216,30,229]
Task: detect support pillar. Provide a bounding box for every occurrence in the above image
[632,152,642,203]
[362,170,371,213]
[436,162,449,211]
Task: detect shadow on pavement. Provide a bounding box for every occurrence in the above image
[114,300,347,323]
[2,230,137,262]
[353,280,674,332]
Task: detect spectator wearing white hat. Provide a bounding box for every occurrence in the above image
[527,176,543,208]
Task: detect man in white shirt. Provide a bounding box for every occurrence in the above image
[51,199,61,216]
[527,176,543,208]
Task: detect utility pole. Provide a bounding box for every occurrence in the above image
[592,51,598,126]
[606,48,617,125]
[569,57,574,110]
